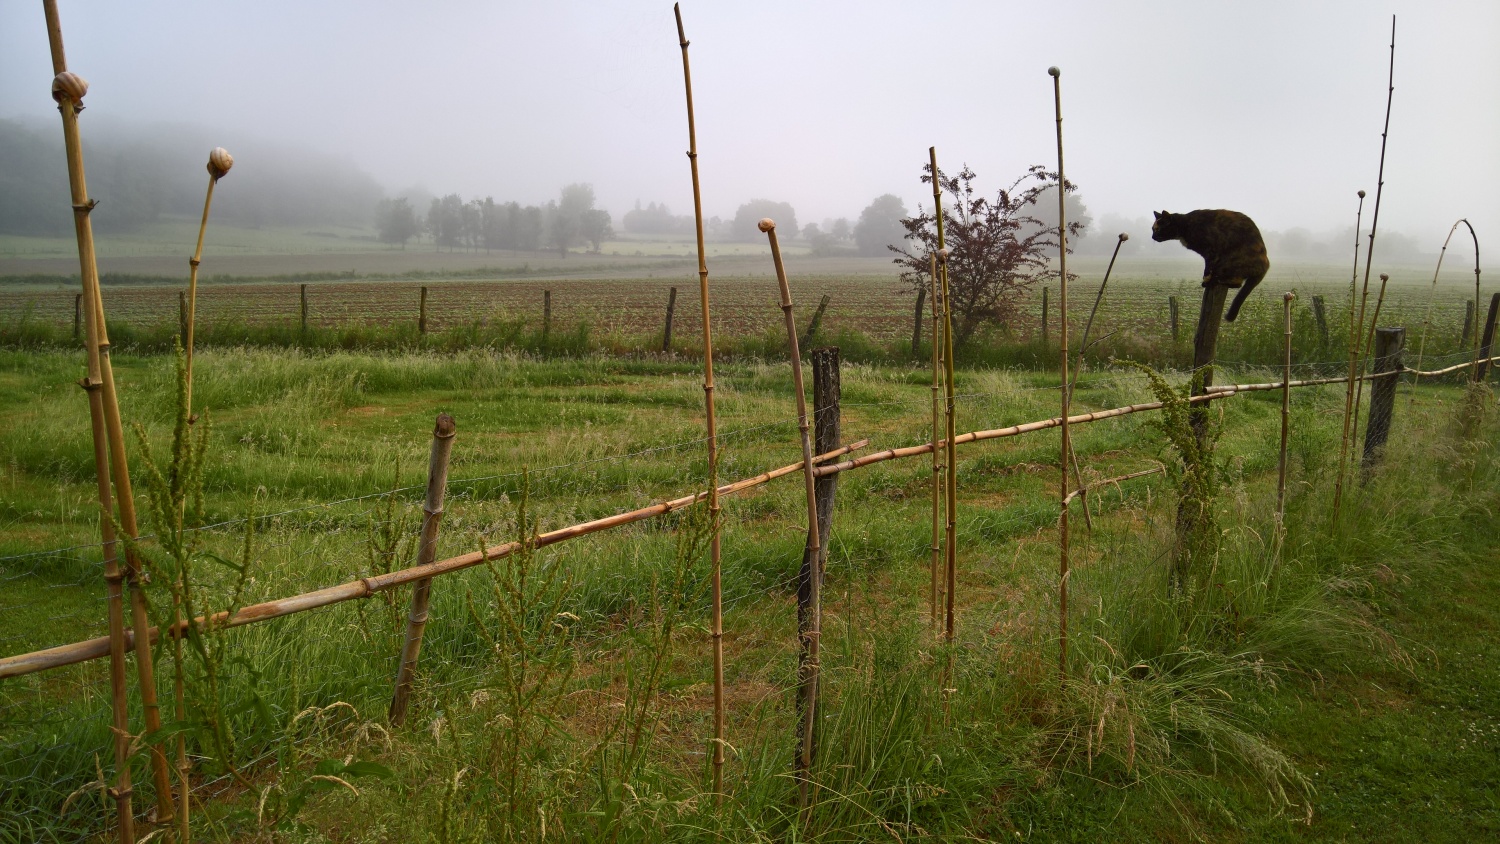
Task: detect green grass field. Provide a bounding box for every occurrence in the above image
[2,331,1497,840]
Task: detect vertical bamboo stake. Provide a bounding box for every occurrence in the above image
[674,3,725,798]
[1335,16,1397,523]
[1066,233,1129,533]
[1461,220,1483,382]
[184,148,232,417]
[930,147,958,643]
[1332,190,1367,520]
[42,1,175,824]
[928,253,943,631]
[759,219,822,819]
[1277,293,1295,526]
[1413,221,1464,379]
[419,285,428,336]
[1049,66,1071,680]
[389,413,456,727]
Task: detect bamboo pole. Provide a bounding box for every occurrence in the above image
[673,3,725,797]
[930,147,959,643]
[1412,221,1464,380]
[1334,16,1397,523]
[1278,293,1295,526]
[1349,274,1390,463]
[759,219,821,815]
[1049,66,1071,680]
[1461,220,1483,382]
[2,440,868,680]
[184,149,232,417]
[1061,467,1164,509]
[1332,189,1367,519]
[41,0,175,824]
[928,253,943,631]
[1065,233,1128,531]
[389,414,456,727]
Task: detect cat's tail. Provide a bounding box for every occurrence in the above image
[1224,282,1257,322]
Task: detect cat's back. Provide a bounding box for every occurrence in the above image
[1185,209,1266,256]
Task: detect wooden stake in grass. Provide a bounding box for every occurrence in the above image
[1277,292,1295,528]
[673,3,725,798]
[389,413,456,727]
[184,147,233,417]
[1049,65,1071,680]
[759,218,823,819]
[1334,16,1397,523]
[1349,273,1390,473]
[930,147,959,643]
[41,0,176,825]
[928,252,943,631]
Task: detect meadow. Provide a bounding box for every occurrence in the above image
[2,292,1498,841]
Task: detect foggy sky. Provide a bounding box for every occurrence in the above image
[2,1,1497,250]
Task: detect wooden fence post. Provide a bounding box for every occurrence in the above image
[911,287,926,357]
[1311,295,1329,350]
[73,293,81,342]
[1476,292,1500,382]
[419,286,428,336]
[662,286,677,352]
[1168,294,1180,342]
[1041,287,1050,345]
[797,348,840,773]
[543,290,552,342]
[389,413,457,726]
[1174,284,1230,588]
[1462,299,1476,348]
[802,294,830,347]
[1361,327,1404,470]
[300,284,308,335]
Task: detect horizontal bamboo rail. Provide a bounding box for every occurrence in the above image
[0,440,868,680]
[6,358,1493,682]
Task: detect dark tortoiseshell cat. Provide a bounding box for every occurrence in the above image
[1151,209,1270,322]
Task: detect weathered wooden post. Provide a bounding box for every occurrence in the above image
[389,413,457,726]
[1168,294,1180,343]
[798,347,841,779]
[1041,286,1050,345]
[1476,291,1500,382]
[1462,299,1476,348]
[300,283,308,335]
[910,287,926,357]
[1311,294,1330,350]
[419,285,428,336]
[662,286,677,352]
[73,292,81,342]
[801,293,830,347]
[1361,327,1403,470]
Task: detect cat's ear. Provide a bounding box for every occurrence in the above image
[1153,210,1163,220]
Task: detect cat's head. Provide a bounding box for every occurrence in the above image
[1150,210,1175,242]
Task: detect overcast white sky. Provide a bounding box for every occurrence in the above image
[2,1,1497,246]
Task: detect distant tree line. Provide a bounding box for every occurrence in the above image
[0,118,383,236]
[377,183,611,256]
